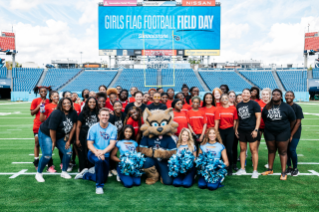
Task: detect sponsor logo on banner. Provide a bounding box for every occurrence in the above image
[185,50,220,56]
[142,1,176,6]
[103,0,137,6]
[182,0,215,6]
[99,50,117,56]
[142,50,177,56]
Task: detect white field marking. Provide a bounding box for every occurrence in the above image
[0,125,33,127]
[304,112,319,117]
[12,162,33,164]
[308,170,319,176]
[298,103,319,106]
[261,138,319,141]
[0,138,34,140]
[297,154,304,156]
[0,112,21,116]
[29,154,54,156]
[0,117,33,119]
[298,163,319,165]
[0,102,30,106]
[9,169,28,179]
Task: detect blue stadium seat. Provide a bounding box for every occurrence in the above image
[313,68,319,78]
[0,67,7,78]
[62,71,118,92]
[277,70,307,92]
[239,71,277,90]
[42,69,82,90]
[12,68,43,92]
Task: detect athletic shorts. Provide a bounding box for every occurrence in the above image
[264,129,290,142]
[34,133,38,137]
[259,128,264,133]
[238,129,260,143]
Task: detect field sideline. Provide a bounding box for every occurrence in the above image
[0,101,319,211]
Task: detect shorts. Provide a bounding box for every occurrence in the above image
[259,129,264,133]
[264,129,290,142]
[34,133,38,137]
[238,129,260,143]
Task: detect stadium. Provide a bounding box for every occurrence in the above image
[1,0,319,211]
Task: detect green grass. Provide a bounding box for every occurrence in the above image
[1,102,319,211]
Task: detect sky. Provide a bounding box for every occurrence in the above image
[1,0,319,68]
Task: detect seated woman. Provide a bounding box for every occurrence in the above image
[110,125,141,188]
[198,127,229,190]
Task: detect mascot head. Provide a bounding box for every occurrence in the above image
[141,108,178,138]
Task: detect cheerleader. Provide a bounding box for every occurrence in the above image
[172,128,197,188]
[110,125,141,188]
[198,128,229,190]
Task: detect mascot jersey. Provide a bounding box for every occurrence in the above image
[140,135,176,154]
[200,142,225,159]
[116,140,138,154]
[177,144,197,154]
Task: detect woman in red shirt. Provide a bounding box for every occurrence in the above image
[250,86,260,103]
[175,92,192,113]
[105,88,118,112]
[167,88,175,107]
[81,89,89,107]
[172,99,188,136]
[215,94,238,175]
[228,91,237,109]
[129,86,137,103]
[119,89,129,112]
[187,96,207,149]
[212,88,223,107]
[30,86,51,170]
[124,106,144,143]
[201,93,216,130]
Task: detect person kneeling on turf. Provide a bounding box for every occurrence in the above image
[74,108,117,194]
[139,108,178,185]
[110,125,141,188]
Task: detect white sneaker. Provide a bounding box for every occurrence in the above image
[96,187,104,194]
[88,167,95,174]
[61,171,72,179]
[35,172,45,182]
[251,170,259,179]
[67,163,75,172]
[264,164,269,169]
[74,168,89,180]
[111,169,118,176]
[235,168,247,175]
[116,175,120,182]
[108,172,112,177]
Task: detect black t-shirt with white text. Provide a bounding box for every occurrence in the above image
[237,100,261,131]
[262,102,296,133]
[78,111,98,137]
[290,103,304,139]
[40,110,78,140]
[109,112,126,132]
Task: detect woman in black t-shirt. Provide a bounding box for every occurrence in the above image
[261,89,296,180]
[109,101,126,133]
[76,97,99,172]
[36,97,78,182]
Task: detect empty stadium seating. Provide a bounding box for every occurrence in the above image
[62,71,118,91]
[162,69,205,91]
[199,71,251,91]
[113,69,157,91]
[313,68,319,78]
[0,67,7,78]
[277,70,307,92]
[12,68,43,91]
[239,70,278,90]
[42,69,82,90]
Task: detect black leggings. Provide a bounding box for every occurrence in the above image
[232,132,239,165]
[219,127,234,171]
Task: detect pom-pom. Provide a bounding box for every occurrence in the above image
[119,151,145,177]
[195,152,228,183]
[168,149,195,177]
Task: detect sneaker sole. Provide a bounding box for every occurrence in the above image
[291,172,299,176]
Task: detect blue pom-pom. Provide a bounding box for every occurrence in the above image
[119,151,145,177]
[168,149,195,177]
[195,151,228,183]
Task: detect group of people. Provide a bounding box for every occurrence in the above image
[30,83,303,194]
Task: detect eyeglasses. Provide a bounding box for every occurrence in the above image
[153,96,161,99]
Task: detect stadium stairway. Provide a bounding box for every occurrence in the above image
[157,69,162,87]
[58,69,85,91]
[193,70,210,91]
[272,70,286,91]
[234,70,258,88]
[36,68,48,86]
[108,69,122,88]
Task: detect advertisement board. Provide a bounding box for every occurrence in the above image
[182,0,216,6]
[142,50,176,56]
[103,0,137,6]
[142,1,177,6]
[98,6,221,50]
[99,50,117,56]
[185,49,220,56]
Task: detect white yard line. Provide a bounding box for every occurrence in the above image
[304,112,319,117]
[9,169,28,179]
[12,162,33,164]
[298,163,319,165]
[0,112,21,116]
[0,102,30,106]
[29,154,54,156]
[0,138,34,140]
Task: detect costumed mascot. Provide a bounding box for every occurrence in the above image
[139,108,178,185]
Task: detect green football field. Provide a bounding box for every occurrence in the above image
[0,101,319,211]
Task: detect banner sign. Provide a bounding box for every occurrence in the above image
[99,50,117,56]
[103,0,137,6]
[185,50,220,56]
[142,1,177,6]
[98,6,221,50]
[0,78,11,88]
[182,0,216,6]
[142,50,176,56]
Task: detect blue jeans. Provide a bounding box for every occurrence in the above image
[83,151,109,188]
[37,129,72,173]
[198,176,223,190]
[117,166,141,188]
[287,138,300,169]
[173,166,196,188]
[143,157,172,185]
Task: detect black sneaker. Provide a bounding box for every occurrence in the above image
[33,159,39,170]
[285,167,293,174]
[291,168,299,176]
[232,164,239,171]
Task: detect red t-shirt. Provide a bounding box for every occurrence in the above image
[201,106,216,129]
[215,106,238,129]
[129,97,135,103]
[126,117,144,138]
[215,102,221,107]
[74,103,81,115]
[173,111,188,136]
[189,98,203,107]
[147,101,153,105]
[81,101,85,106]
[30,98,50,133]
[258,100,267,129]
[120,100,129,112]
[105,100,114,111]
[43,103,57,120]
[166,99,173,108]
[187,109,207,135]
[181,103,192,113]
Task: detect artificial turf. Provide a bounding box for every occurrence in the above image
[0,101,319,211]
